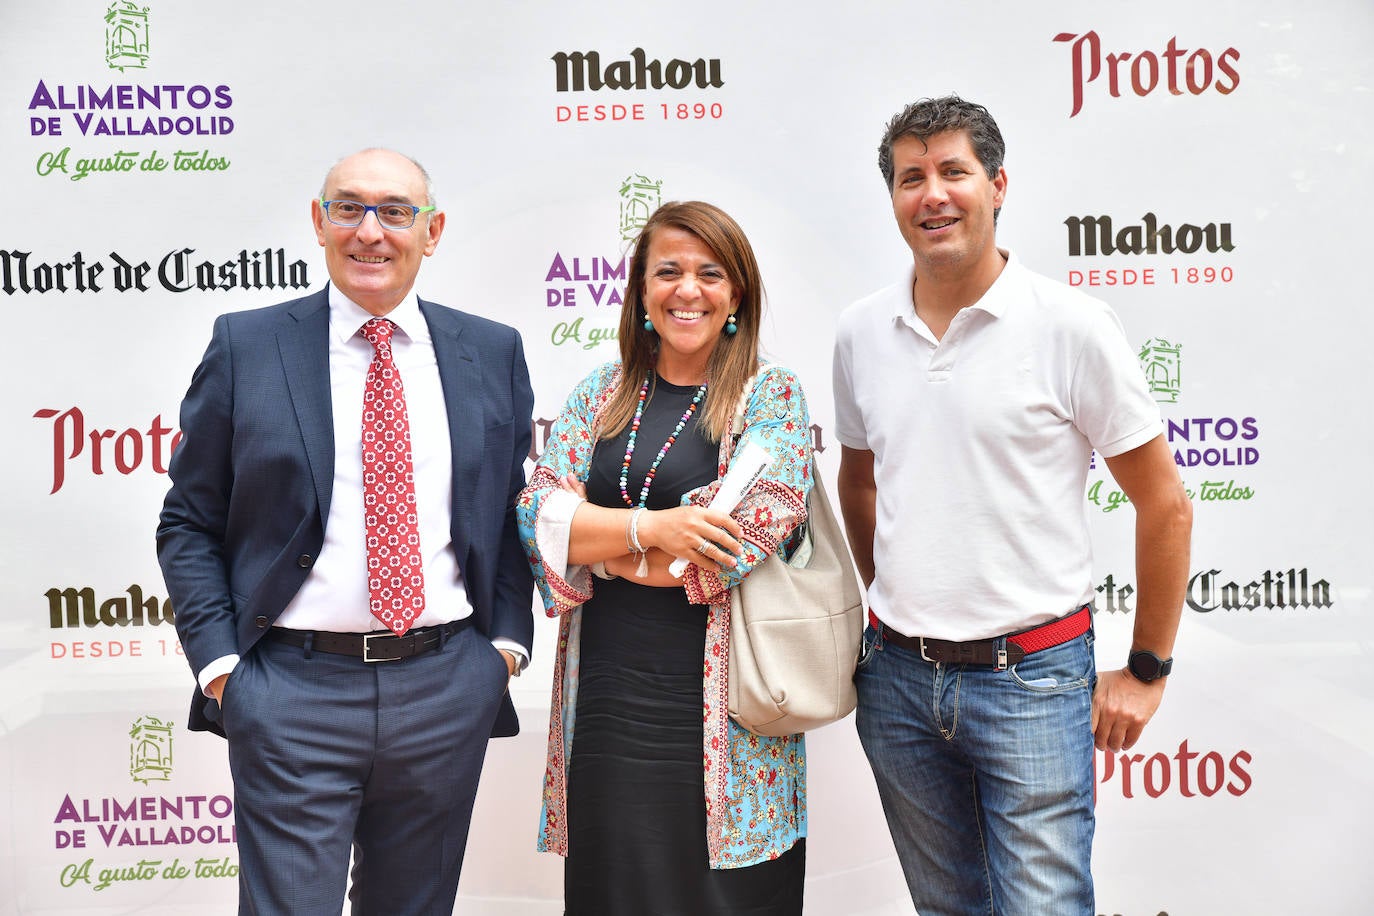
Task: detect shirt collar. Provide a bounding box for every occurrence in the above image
[888,247,1021,328]
[969,248,1019,319]
[327,284,430,347]
[887,263,920,327]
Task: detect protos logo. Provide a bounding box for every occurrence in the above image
[1053,31,1239,117]
[1098,739,1252,799]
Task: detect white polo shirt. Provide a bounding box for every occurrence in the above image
[832,249,1162,641]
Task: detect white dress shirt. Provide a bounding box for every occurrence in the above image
[197,286,526,692]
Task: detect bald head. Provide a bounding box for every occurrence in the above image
[321,148,436,208]
[312,147,446,316]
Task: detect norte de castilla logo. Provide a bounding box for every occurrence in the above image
[28,2,235,181]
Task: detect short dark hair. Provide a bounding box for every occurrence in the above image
[878,95,1006,191]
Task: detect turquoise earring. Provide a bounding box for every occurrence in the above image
[643,313,654,332]
[725,314,738,335]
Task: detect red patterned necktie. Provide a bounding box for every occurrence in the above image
[361,318,425,635]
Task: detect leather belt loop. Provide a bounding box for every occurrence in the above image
[302,632,314,660]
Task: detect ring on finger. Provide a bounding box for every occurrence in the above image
[697,539,711,555]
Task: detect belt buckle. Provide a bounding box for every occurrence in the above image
[918,637,936,663]
[362,632,402,663]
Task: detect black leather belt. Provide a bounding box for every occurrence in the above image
[265,618,472,663]
[871,607,1092,670]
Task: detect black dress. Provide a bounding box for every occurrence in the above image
[563,375,805,916]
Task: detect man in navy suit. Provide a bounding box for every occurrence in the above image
[157,148,535,915]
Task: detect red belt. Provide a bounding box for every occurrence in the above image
[869,606,1092,670]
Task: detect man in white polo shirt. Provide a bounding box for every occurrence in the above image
[833,95,1192,916]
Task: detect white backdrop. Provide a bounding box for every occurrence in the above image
[3,1,1372,913]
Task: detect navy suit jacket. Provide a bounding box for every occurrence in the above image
[157,286,535,738]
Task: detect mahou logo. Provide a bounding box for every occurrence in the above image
[552,49,723,92]
[1053,31,1240,117]
[1065,213,1234,257]
[47,585,174,629]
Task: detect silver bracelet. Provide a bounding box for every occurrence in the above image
[628,507,649,578]
[628,507,647,553]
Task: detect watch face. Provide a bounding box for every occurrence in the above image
[1129,650,1165,681]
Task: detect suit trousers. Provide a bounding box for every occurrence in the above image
[220,625,511,916]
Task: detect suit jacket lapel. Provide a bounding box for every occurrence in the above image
[278,289,335,522]
[421,299,481,557]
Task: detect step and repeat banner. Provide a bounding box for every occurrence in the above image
[3,1,1370,913]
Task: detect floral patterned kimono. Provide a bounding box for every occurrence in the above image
[516,360,813,868]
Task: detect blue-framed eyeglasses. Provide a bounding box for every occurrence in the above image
[319,199,436,230]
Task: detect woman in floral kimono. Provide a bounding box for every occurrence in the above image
[517,201,814,914]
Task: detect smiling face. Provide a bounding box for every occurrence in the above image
[641,225,741,384]
[890,130,1007,282]
[311,149,445,316]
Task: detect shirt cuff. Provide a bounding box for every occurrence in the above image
[535,487,586,582]
[490,638,529,672]
[198,654,240,696]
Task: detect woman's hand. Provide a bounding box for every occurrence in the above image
[557,473,588,499]
[638,505,743,572]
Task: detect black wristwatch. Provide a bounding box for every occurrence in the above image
[1127,650,1173,683]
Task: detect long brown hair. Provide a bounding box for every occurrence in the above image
[600,201,764,442]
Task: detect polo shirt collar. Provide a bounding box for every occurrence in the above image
[888,264,920,327]
[970,248,1019,319]
[889,247,1020,330]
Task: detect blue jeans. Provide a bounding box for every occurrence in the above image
[855,622,1097,916]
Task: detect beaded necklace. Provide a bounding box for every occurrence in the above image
[619,371,708,508]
